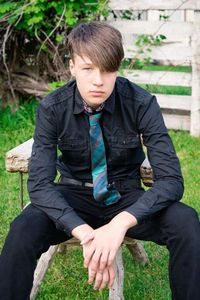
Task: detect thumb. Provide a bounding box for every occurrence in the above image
[80,232,95,245]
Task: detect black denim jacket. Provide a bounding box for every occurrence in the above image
[27,77,184,235]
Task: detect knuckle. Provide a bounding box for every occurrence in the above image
[100,259,107,265]
[90,268,96,273]
[91,260,98,267]
[108,259,113,266]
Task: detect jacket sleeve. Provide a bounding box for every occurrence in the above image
[27,102,86,236]
[125,95,184,222]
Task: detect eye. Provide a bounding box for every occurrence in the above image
[82,67,92,70]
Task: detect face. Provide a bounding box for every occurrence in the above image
[69,54,117,108]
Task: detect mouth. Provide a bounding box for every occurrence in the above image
[89,91,105,96]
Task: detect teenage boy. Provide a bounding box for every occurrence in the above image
[0,21,200,300]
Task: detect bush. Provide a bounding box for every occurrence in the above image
[0,0,108,105]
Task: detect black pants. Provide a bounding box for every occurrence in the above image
[0,183,200,300]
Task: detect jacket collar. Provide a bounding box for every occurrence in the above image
[73,82,116,115]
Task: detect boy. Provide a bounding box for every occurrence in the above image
[0,21,200,300]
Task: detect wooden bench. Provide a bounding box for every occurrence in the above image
[5,139,153,300]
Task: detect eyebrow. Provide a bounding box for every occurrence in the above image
[81,62,93,66]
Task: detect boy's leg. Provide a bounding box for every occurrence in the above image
[0,204,70,300]
[126,202,200,300]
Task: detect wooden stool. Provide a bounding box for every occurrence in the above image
[6,139,153,299]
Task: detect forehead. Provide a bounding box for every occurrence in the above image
[73,54,94,66]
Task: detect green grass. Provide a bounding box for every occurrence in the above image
[119,62,192,95]
[120,61,192,73]
[138,84,191,95]
[0,94,200,299]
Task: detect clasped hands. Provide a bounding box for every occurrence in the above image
[72,211,137,292]
[80,222,126,291]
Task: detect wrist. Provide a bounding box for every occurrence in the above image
[71,224,94,242]
[110,211,137,231]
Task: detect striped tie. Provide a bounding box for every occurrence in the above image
[89,112,121,205]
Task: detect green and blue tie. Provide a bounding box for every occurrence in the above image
[89,112,121,205]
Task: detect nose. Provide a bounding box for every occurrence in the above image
[92,69,103,86]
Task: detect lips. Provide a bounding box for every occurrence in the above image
[90,91,105,96]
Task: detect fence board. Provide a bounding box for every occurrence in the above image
[162,114,190,131]
[156,94,191,111]
[109,0,200,11]
[122,70,192,87]
[108,20,193,37]
[191,10,200,136]
[124,45,192,66]
[123,45,192,65]
[124,34,190,46]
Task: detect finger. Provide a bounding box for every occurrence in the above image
[84,245,95,268]
[98,249,109,273]
[99,268,109,291]
[93,270,104,290]
[88,265,98,285]
[107,249,116,267]
[80,232,95,245]
[108,264,115,289]
[88,248,102,274]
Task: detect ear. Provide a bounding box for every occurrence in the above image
[69,59,75,77]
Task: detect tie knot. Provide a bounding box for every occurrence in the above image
[89,112,102,126]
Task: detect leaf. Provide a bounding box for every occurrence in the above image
[0,2,16,14]
[56,34,64,43]
[27,14,44,26]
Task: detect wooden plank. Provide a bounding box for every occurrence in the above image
[30,245,59,300]
[122,70,192,87]
[163,113,190,130]
[165,10,185,21]
[108,20,194,37]
[123,44,192,65]
[156,94,191,111]
[109,248,124,300]
[6,138,33,173]
[123,34,191,47]
[191,11,200,136]
[186,10,194,21]
[109,0,200,10]
[147,9,185,22]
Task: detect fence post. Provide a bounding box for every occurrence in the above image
[191,10,200,137]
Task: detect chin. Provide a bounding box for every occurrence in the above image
[89,99,105,106]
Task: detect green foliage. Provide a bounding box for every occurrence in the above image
[48,80,66,91]
[0,0,108,35]
[135,34,167,47]
[132,34,167,69]
[0,0,108,105]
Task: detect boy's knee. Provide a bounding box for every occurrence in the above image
[163,202,200,241]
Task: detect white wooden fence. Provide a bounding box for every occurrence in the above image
[108,0,200,136]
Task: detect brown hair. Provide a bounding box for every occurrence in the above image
[67,21,124,72]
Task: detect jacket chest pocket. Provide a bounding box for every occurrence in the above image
[109,135,141,166]
[58,139,89,166]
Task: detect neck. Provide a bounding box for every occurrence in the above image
[83,99,105,113]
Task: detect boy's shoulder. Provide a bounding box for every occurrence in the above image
[116,76,153,104]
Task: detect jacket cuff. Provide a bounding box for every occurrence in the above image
[124,202,148,224]
[57,211,87,237]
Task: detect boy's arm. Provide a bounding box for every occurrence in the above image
[27,101,87,236]
[124,95,184,222]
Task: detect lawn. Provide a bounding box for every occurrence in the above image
[0,92,200,299]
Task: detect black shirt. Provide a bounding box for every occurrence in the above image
[27,77,184,234]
